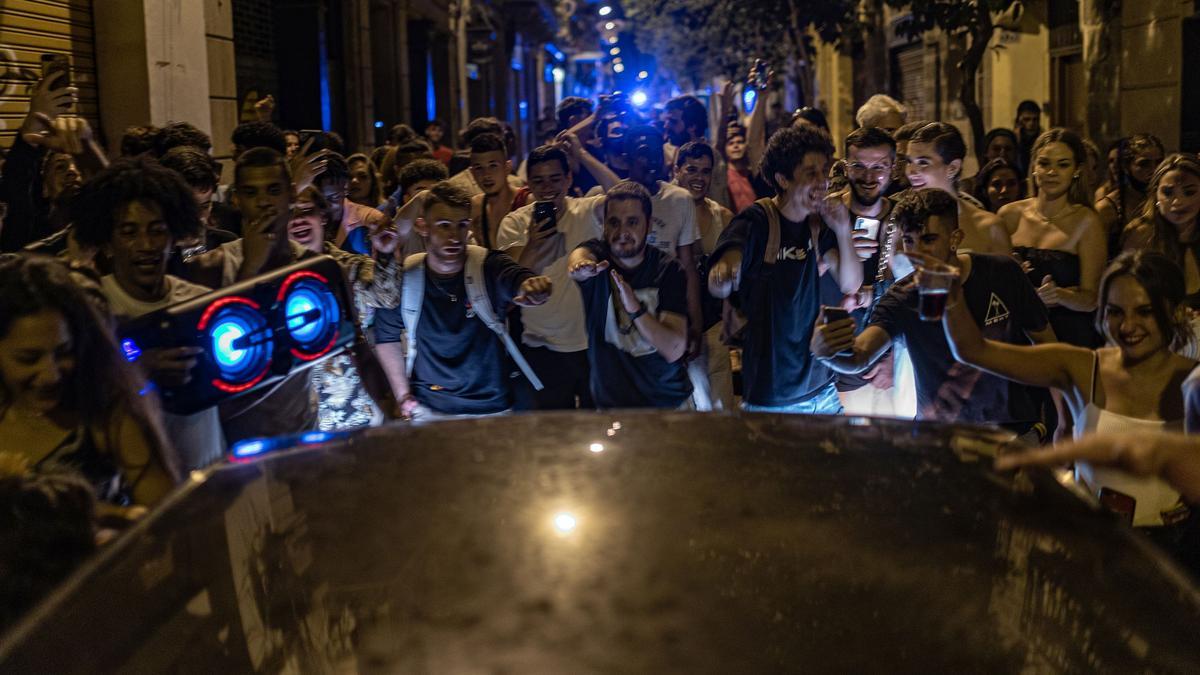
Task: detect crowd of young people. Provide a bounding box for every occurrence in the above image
[2,69,1199,626]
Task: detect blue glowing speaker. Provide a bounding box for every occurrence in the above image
[118,255,357,415]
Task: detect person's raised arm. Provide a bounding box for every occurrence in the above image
[568,245,609,282]
[820,192,867,294]
[558,131,620,192]
[811,316,894,375]
[995,432,1200,504]
[611,268,687,362]
[745,70,772,170]
[933,258,1090,395]
[715,81,735,162]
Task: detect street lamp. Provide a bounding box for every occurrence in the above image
[599,5,613,16]
[613,63,625,73]
[637,70,648,80]
[610,47,620,55]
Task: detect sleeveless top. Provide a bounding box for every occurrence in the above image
[1073,354,1184,527]
[1011,246,1100,348]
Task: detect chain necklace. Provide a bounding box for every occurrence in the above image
[428,275,459,303]
[1035,201,1079,225]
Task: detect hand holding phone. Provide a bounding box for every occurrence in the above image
[821,305,851,324]
[533,201,557,233]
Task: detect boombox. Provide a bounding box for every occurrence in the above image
[119,255,357,415]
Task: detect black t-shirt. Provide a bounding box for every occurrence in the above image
[710,203,836,406]
[576,240,692,408]
[374,251,532,415]
[869,253,1050,424]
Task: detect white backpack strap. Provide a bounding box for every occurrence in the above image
[463,245,545,391]
[400,253,427,376]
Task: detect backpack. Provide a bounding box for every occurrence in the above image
[400,245,544,390]
[720,198,782,347]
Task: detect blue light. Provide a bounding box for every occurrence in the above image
[374,120,384,129]
[743,87,757,113]
[232,439,267,458]
[121,338,141,362]
[301,431,331,444]
[212,320,248,368]
[630,90,648,107]
[545,44,565,62]
[286,291,321,341]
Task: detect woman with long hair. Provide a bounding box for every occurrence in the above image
[998,128,1106,347]
[1096,133,1165,256]
[347,153,385,208]
[1120,153,1200,356]
[0,254,178,509]
[1120,154,1200,303]
[972,157,1025,213]
[933,250,1198,568]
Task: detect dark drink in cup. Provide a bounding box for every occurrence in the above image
[919,288,950,321]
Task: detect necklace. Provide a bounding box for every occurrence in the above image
[428,275,459,303]
[1035,201,1078,225]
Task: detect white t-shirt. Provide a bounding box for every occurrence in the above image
[647,181,700,255]
[496,195,605,352]
[100,275,226,471]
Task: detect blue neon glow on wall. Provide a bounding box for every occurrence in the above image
[427,57,437,122]
[318,25,333,130]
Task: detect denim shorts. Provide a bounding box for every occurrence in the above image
[741,381,843,415]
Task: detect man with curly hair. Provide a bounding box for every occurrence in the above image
[72,157,225,470]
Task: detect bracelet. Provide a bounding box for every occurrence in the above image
[628,302,648,322]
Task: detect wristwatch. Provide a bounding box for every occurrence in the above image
[628,301,648,322]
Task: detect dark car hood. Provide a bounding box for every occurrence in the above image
[3,412,1198,673]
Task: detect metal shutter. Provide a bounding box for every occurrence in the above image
[0,0,98,150]
[894,44,924,121]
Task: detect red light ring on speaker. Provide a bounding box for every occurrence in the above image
[289,328,341,361]
[198,295,262,331]
[211,363,271,393]
[276,270,330,302]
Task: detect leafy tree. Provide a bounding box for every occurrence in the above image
[623,0,857,93]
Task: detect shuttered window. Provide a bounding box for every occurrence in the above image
[892,43,925,122]
[0,0,98,149]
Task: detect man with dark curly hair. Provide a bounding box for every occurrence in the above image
[708,125,865,414]
[231,121,288,159]
[72,157,225,470]
[152,121,212,157]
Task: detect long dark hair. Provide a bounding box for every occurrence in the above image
[1131,153,1200,269]
[0,255,178,479]
[972,157,1025,212]
[1095,250,1192,351]
[347,153,385,206]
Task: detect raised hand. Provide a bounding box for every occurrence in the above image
[368,217,400,255]
[22,114,92,154]
[610,268,640,314]
[20,72,76,137]
[820,189,853,233]
[290,138,332,193]
[810,309,855,359]
[707,251,742,298]
[513,275,553,306]
[254,94,276,122]
[569,257,609,282]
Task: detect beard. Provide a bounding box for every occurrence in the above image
[849,179,884,207]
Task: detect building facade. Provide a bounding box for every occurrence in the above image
[0,0,558,168]
[811,0,1198,172]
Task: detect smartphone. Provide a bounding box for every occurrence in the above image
[821,306,851,324]
[533,201,556,233]
[854,216,881,241]
[40,53,71,88]
[890,251,916,281]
